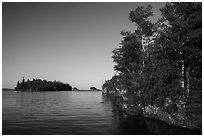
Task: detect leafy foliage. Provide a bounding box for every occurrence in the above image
[102,2,201,121]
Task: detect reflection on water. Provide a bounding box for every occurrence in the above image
[2,91,201,135]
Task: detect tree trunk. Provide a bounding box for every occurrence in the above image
[186,66,190,95]
[181,59,185,88]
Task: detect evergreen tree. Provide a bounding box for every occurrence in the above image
[102,2,201,121]
[160,2,202,118]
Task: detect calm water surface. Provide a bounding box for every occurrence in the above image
[2,90,201,135]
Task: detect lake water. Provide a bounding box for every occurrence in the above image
[2,90,201,135]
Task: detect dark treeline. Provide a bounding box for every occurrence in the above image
[102,3,201,128]
[15,77,72,91]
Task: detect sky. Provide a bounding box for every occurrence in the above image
[2,2,166,90]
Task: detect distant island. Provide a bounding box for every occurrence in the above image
[90,87,101,91]
[15,77,72,91]
[72,87,101,91]
[73,87,79,91]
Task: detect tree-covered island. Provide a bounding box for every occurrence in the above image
[15,77,72,91]
[90,87,101,91]
[102,3,201,130]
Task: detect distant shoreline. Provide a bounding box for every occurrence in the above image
[73,90,102,91]
[2,88,101,92]
[2,88,14,91]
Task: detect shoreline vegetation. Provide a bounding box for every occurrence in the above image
[102,3,201,130]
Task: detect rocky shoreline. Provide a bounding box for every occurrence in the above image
[103,92,202,130]
[142,105,202,130]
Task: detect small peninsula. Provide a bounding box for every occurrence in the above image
[15,77,72,91]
